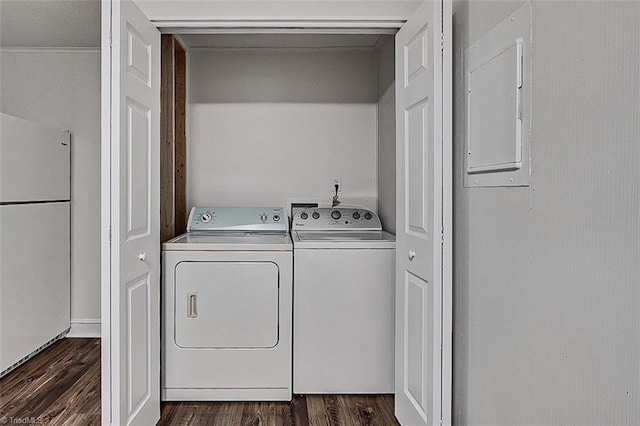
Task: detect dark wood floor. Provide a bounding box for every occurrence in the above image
[0,338,398,425]
[160,395,397,425]
[0,338,101,426]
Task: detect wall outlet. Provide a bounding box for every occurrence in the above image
[332,176,342,192]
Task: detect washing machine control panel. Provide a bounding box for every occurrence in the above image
[292,208,382,231]
[187,207,287,232]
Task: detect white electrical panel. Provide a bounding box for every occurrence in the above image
[464,3,531,187]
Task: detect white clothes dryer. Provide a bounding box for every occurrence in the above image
[162,207,292,401]
[291,207,396,394]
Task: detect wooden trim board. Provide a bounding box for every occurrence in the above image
[174,41,187,235]
[160,35,187,242]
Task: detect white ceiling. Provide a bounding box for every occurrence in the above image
[0,0,101,48]
[179,33,386,50]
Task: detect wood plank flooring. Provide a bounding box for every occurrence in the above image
[0,338,101,425]
[160,394,398,426]
[0,338,398,426]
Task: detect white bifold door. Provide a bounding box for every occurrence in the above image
[395,1,452,426]
[101,0,161,425]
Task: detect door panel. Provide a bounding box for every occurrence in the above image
[404,272,433,415]
[126,100,151,239]
[102,0,160,424]
[407,100,429,240]
[395,1,450,425]
[127,274,151,417]
[126,25,152,86]
[406,28,428,82]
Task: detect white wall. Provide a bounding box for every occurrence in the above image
[136,0,421,22]
[0,1,100,48]
[0,51,101,336]
[453,1,640,423]
[188,49,379,211]
[376,36,395,234]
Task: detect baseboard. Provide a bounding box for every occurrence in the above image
[67,319,101,338]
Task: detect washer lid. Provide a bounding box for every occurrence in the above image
[293,231,395,249]
[163,231,292,251]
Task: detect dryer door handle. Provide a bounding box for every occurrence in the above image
[187,293,198,318]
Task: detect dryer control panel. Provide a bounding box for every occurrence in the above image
[187,207,287,232]
[292,208,382,231]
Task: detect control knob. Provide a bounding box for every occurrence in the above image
[300,212,308,220]
[201,213,212,223]
[364,212,372,220]
[331,210,342,220]
[312,211,320,219]
[352,211,361,219]
[260,213,268,222]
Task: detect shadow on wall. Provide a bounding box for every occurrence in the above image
[189,50,378,104]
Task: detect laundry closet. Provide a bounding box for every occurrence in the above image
[157,31,399,402]
[102,1,450,423]
[160,32,397,237]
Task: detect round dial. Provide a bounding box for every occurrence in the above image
[312,211,320,219]
[300,212,308,220]
[331,210,342,220]
[364,212,372,220]
[273,214,280,222]
[201,213,212,223]
[260,213,268,222]
[352,211,361,219]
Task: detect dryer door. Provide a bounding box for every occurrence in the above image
[174,261,279,348]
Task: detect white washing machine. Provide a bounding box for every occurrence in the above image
[162,207,292,401]
[292,207,396,394]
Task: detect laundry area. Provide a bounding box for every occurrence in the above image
[1,0,639,425]
[102,1,448,420]
[158,30,400,401]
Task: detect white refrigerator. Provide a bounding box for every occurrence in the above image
[0,112,71,376]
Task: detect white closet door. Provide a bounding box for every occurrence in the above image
[395,1,452,425]
[101,0,161,424]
